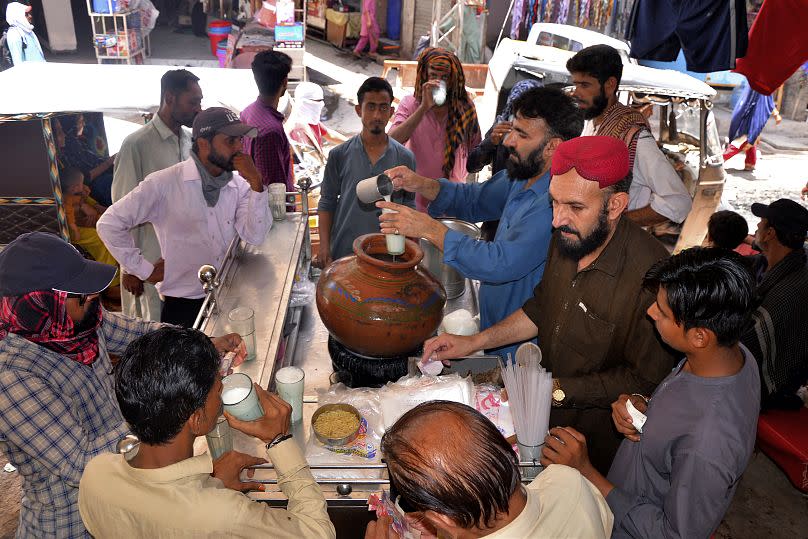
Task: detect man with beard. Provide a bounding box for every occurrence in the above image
[379,87,582,360]
[112,69,203,322]
[423,136,677,473]
[314,77,415,267]
[567,45,691,228]
[99,108,271,326]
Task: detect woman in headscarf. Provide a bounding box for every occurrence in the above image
[57,114,116,207]
[467,79,542,175]
[4,2,45,65]
[284,82,346,163]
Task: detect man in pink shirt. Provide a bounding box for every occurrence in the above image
[98,108,271,327]
[389,47,482,212]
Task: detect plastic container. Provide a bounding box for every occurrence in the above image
[207,20,231,56]
[216,41,228,68]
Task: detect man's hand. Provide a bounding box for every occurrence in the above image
[541,427,615,499]
[312,243,332,269]
[419,80,440,110]
[422,333,481,363]
[377,200,447,247]
[225,385,292,444]
[540,427,592,472]
[385,166,427,193]
[611,394,647,442]
[145,259,165,285]
[490,121,513,146]
[212,450,267,492]
[232,152,264,192]
[121,273,144,297]
[802,181,808,200]
[210,333,247,367]
[364,516,400,539]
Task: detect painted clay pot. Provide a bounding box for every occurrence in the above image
[316,234,446,358]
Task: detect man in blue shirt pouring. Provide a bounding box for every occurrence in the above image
[378,87,583,360]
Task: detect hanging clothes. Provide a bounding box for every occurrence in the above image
[734,0,808,95]
[625,0,748,73]
[728,83,776,145]
[511,0,527,39]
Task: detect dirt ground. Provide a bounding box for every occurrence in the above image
[0,455,21,539]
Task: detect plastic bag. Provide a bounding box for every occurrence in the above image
[378,374,474,431]
[127,0,159,35]
[305,384,385,480]
[289,278,315,308]
[474,385,514,440]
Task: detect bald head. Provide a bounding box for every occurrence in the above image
[381,401,520,529]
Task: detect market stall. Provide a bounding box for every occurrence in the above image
[190,213,528,536]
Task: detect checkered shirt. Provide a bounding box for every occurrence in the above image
[0,310,160,538]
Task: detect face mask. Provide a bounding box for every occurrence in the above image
[297,99,325,125]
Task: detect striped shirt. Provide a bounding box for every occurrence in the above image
[0,311,160,538]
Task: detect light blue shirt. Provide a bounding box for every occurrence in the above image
[6,27,45,65]
[428,170,553,360]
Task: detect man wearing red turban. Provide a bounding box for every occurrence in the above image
[424,136,678,473]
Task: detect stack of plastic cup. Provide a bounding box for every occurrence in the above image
[269,184,287,221]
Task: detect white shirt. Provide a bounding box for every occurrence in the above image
[98,157,271,299]
[486,465,613,538]
[583,121,692,223]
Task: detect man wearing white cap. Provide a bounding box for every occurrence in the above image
[98,107,272,327]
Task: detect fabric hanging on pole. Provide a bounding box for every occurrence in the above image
[734,0,808,95]
[625,0,748,73]
[511,0,527,39]
[557,0,570,23]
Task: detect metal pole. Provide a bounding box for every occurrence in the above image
[496,0,517,49]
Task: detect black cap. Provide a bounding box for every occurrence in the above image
[751,199,808,236]
[0,232,118,297]
[191,107,257,140]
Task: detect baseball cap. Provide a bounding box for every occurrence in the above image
[551,136,630,189]
[192,107,257,140]
[0,232,117,297]
[751,199,808,236]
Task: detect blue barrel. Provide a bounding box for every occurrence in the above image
[387,0,401,40]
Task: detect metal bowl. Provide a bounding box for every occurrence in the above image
[311,403,362,446]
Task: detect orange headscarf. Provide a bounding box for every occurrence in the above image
[414,48,481,178]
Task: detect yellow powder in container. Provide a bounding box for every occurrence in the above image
[314,410,360,439]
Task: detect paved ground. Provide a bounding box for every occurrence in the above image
[17,25,805,539]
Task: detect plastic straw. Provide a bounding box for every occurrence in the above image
[500,344,553,447]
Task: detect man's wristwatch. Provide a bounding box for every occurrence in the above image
[265,433,292,451]
[551,378,565,407]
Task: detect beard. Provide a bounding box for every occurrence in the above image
[74,297,102,333]
[368,124,384,135]
[580,87,609,120]
[556,200,612,261]
[505,139,547,180]
[208,147,236,172]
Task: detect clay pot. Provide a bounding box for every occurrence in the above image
[316,234,446,358]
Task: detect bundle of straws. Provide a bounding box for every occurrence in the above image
[500,342,553,461]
